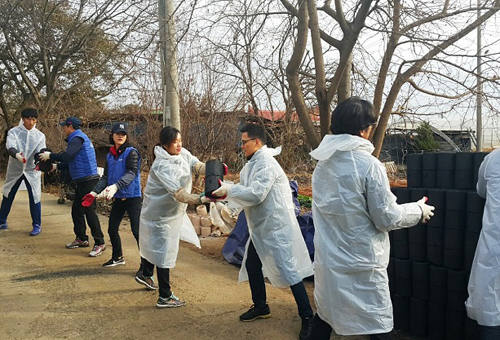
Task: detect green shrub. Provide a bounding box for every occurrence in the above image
[415,122,439,151]
[298,194,312,208]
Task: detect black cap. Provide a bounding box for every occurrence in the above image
[21,108,38,118]
[111,122,128,134]
[59,117,82,129]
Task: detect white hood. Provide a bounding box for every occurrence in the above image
[310,134,374,161]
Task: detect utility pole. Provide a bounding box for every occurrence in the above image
[159,0,180,129]
[476,0,483,151]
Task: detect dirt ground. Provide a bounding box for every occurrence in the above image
[0,180,415,340]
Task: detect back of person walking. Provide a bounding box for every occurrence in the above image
[309,97,434,340]
[0,108,46,236]
[466,148,500,340]
[82,122,142,268]
[38,117,105,257]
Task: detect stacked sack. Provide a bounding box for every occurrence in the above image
[389,152,488,340]
[188,203,234,238]
[188,205,214,237]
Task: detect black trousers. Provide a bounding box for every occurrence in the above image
[141,257,171,298]
[478,325,500,340]
[108,197,141,260]
[72,178,104,245]
[246,240,313,318]
[309,314,393,340]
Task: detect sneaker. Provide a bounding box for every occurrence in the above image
[0,222,7,230]
[89,244,106,257]
[135,274,158,290]
[66,238,89,249]
[29,224,41,236]
[239,304,272,322]
[156,293,186,308]
[103,257,125,267]
[299,316,313,340]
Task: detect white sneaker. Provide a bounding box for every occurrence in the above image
[89,244,106,257]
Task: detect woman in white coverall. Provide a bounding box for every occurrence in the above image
[308,97,434,340]
[466,149,500,339]
[0,108,46,236]
[137,126,213,308]
[212,123,315,340]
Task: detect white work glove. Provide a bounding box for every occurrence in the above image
[416,196,435,223]
[103,184,118,201]
[15,152,26,163]
[39,151,51,162]
[201,196,215,204]
[212,180,232,198]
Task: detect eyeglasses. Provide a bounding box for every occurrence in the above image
[241,138,256,145]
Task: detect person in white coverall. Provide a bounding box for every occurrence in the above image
[466,148,500,339]
[212,123,315,340]
[137,126,214,308]
[0,108,46,236]
[308,97,435,340]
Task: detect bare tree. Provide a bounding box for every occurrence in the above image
[279,0,500,154]
[370,0,500,156]
[0,0,156,127]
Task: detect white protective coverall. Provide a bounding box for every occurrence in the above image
[3,120,46,204]
[310,134,421,335]
[226,146,314,288]
[466,148,500,326]
[139,146,200,268]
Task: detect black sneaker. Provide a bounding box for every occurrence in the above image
[103,257,125,267]
[156,293,186,308]
[299,316,313,340]
[66,238,89,249]
[135,274,159,290]
[239,304,271,322]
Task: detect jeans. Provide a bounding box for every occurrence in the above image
[72,178,104,245]
[108,197,141,260]
[141,257,171,298]
[309,314,393,340]
[0,175,41,227]
[245,240,313,318]
[479,325,500,340]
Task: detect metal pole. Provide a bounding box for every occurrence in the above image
[476,0,483,151]
[158,0,180,129]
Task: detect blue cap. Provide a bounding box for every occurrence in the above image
[59,117,82,129]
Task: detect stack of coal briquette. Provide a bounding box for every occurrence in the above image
[389,152,488,339]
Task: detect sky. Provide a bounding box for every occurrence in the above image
[106,0,500,147]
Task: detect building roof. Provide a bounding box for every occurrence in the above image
[247,105,321,122]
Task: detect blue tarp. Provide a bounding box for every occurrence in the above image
[221,181,315,265]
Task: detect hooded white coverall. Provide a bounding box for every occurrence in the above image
[3,121,46,204]
[139,146,200,269]
[310,134,421,335]
[466,148,500,326]
[226,146,314,288]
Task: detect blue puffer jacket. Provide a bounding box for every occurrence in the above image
[107,147,141,198]
[67,129,98,180]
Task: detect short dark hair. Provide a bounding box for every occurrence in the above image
[159,126,181,147]
[330,97,377,135]
[240,123,267,144]
[21,108,38,118]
